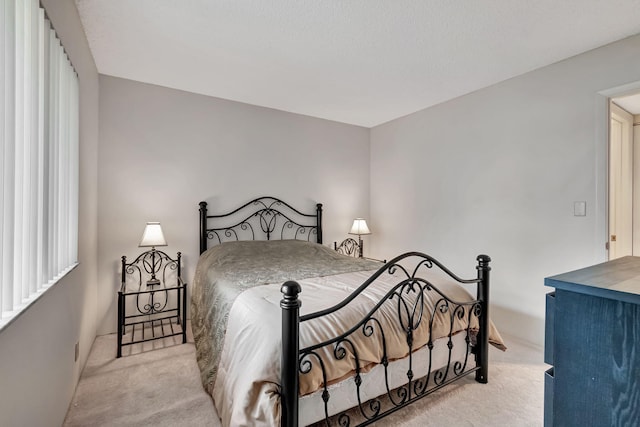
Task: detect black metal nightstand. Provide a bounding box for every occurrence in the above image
[335,238,386,263]
[117,249,187,357]
[334,237,360,257]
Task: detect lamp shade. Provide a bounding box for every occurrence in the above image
[349,218,371,235]
[139,222,167,247]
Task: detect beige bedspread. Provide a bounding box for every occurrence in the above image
[191,241,381,394]
[191,241,504,426]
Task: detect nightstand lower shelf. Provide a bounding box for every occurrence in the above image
[120,315,185,348]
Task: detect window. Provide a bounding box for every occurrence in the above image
[1,0,79,329]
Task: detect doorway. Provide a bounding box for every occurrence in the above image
[609,96,640,259]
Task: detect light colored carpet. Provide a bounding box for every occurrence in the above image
[64,326,544,426]
[63,325,220,427]
[366,361,544,426]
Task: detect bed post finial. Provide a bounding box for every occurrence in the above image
[199,201,208,254]
[475,254,491,384]
[316,203,323,244]
[281,281,301,427]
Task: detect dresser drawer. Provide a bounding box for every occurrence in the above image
[544,368,554,427]
[544,292,555,365]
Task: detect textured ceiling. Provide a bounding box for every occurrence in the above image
[75,0,640,127]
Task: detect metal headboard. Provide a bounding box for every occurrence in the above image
[199,196,323,254]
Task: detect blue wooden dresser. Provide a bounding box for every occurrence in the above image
[544,256,640,426]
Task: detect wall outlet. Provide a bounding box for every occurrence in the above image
[75,342,79,362]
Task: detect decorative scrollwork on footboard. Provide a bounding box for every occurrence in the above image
[282,252,491,427]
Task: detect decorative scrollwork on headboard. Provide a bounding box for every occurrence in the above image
[199,197,323,254]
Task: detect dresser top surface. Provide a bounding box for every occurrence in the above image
[545,256,640,304]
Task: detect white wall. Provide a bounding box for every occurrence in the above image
[97,76,371,334]
[0,1,99,426]
[370,34,640,346]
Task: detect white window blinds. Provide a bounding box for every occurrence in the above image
[1,0,79,328]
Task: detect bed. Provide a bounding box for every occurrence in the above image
[191,196,505,426]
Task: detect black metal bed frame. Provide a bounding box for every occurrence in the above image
[281,253,490,426]
[199,196,323,254]
[198,197,490,427]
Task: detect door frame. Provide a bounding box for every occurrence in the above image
[608,101,634,259]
